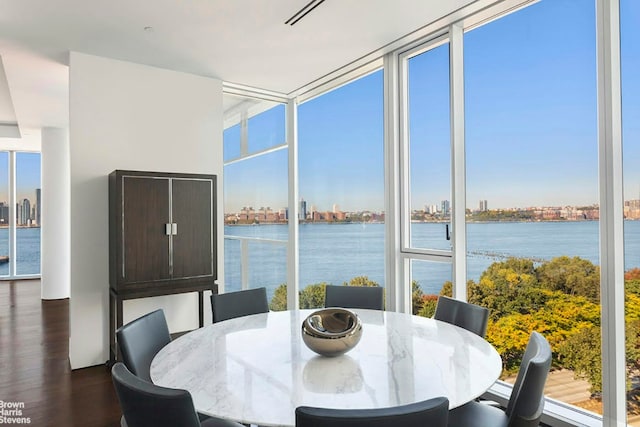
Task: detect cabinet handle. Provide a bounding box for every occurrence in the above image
[172,223,178,235]
[165,223,172,236]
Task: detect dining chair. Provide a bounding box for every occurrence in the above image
[324,285,384,311]
[447,331,552,427]
[116,308,171,382]
[433,296,490,338]
[112,362,244,427]
[210,287,269,323]
[295,396,449,427]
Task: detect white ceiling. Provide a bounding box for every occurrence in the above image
[0,0,478,136]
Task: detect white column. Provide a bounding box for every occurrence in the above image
[450,23,467,301]
[41,127,70,300]
[597,0,625,425]
[287,98,300,310]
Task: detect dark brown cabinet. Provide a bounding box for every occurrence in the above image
[108,170,217,363]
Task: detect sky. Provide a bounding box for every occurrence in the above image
[224,0,638,213]
[0,152,41,205]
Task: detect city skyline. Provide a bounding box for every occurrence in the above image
[224,1,639,213]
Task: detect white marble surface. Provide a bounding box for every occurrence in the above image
[150,309,501,427]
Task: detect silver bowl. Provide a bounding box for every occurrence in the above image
[301,308,363,357]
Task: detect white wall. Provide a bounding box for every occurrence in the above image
[41,127,70,299]
[69,52,223,369]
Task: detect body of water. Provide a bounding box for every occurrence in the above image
[224,221,640,299]
[0,227,41,276]
[2,222,636,296]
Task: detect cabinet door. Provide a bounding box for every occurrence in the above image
[122,176,171,282]
[171,178,214,279]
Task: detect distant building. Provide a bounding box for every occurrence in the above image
[299,198,307,221]
[479,200,488,212]
[441,200,450,216]
[36,188,41,226]
[20,198,31,225]
[0,203,8,224]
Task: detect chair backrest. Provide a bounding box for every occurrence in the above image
[116,309,171,382]
[505,331,552,427]
[433,296,490,338]
[111,362,201,427]
[211,287,269,323]
[295,396,448,427]
[324,285,384,311]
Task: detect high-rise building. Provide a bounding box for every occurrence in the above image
[20,198,31,225]
[479,199,488,212]
[0,203,8,224]
[36,188,41,226]
[299,198,307,220]
[441,200,450,216]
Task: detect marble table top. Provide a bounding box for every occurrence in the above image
[150,309,501,427]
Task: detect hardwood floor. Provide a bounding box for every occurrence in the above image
[0,280,122,427]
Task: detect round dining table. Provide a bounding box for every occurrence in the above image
[150,308,502,427]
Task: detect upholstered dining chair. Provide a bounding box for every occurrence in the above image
[433,296,490,338]
[295,396,449,427]
[112,362,244,427]
[210,287,269,323]
[324,285,384,311]
[447,331,552,427]
[116,309,171,382]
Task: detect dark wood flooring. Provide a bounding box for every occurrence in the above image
[0,280,122,427]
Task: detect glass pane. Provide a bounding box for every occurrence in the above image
[0,152,8,277]
[465,0,599,414]
[223,93,285,161]
[410,260,452,317]
[622,0,640,421]
[407,42,451,251]
[224,96,289,306]
[248,103,285,153]
[223,124,241,162]
[298,70,384,300]
[223,236,288,310]
[16,152,41,275]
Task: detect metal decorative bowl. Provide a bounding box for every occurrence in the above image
[301,308,363,357]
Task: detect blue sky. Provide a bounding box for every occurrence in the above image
[0,152,41,204]
[225,0,637,212]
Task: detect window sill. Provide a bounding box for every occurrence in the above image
[484,381,603,427]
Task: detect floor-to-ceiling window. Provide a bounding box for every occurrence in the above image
[622,0,640,423]
[15,152,41,275]
[0,151,8,277]
[223,94,289,308]
[464,0,600,415]
[221,0,634,422]
[297,70,385,308]
[399,37,454,314]
[0,150,41,278]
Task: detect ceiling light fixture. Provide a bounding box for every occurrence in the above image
[284,0,326,26]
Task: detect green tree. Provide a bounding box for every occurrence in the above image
[535,256,600,301]
[412,280,425,314]
[269,283,288,311]
[300,283,328,309]
[342,276,380,287]
[468,258,544,319]
[417,294,438,318]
